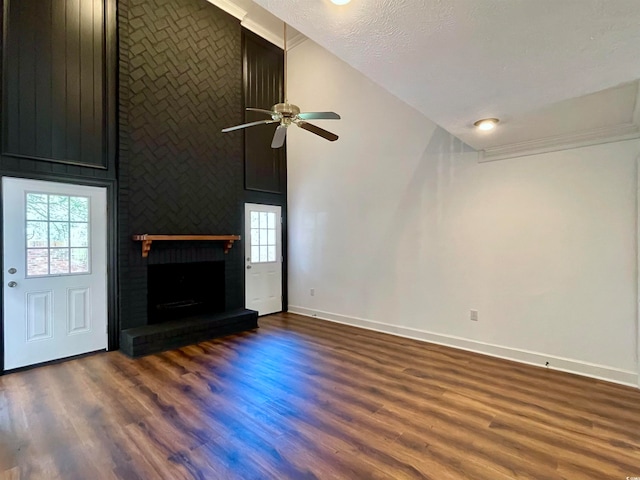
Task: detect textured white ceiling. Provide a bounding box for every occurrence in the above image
[247,0,640,152]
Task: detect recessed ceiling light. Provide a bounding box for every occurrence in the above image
[331,0,351,5]
[474,118,499,131]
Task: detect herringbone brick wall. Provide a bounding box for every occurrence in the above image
[118,0,244,329]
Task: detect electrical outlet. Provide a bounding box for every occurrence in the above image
[470,309,478,321]
[310,288,315,296]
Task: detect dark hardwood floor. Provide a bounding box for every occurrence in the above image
[1,312,640,479]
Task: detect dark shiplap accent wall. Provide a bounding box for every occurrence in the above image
[243,30,286,194]
[118,0,244,330]
[3,0,108,169]
[0,0,118,370]
[242,29,288,311]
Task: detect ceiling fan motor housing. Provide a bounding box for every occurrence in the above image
[222,103,339,146]
[273,102,301,117]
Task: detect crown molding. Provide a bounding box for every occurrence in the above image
[632,81,640,127]
[206,0,247,21]
[240,21,307,51]
[241,18,282,48]
[479,121,640,162]
[286,32,308,51]
[206,0,307,51]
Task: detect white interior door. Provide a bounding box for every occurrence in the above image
[245,203,282,316]
[3,177,108,370]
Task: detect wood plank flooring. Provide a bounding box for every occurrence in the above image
[1,312,640,479]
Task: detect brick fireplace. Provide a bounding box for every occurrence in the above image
[120,244,258,357]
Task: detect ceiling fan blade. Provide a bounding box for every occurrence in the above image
[297,121,339,142]
[271,125,288,148]
[246,108,276,116]
[221,119,277,133]
[297,111,341,120]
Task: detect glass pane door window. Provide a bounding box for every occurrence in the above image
[25,193,90,276]
[250,210,277,263]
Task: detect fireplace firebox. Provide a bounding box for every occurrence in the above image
[147,261,225,324]
[121,258,257,357]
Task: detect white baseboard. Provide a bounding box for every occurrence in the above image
[288,306,638,388]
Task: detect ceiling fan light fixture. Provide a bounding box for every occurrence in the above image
[330,0,351,5]
[474,118,499,131]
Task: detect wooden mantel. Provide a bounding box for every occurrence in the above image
[132,234,241,258]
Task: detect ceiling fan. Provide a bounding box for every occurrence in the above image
[222,23,341,148]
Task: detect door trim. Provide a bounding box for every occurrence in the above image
[243,192,288,313]
[0,174,118,374]
[244,202,283,315]
[637,154,640,388]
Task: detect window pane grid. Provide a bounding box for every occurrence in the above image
[26,193,90,277]
[250,211,277,263]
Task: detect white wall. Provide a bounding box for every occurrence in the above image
[286,39,640,386]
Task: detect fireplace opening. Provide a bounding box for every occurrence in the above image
[147,261,225,324]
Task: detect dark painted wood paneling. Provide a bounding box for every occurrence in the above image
[243,29,286,194]
[3,0,107,168]
[242,29,288,312]
[0,0,118,372]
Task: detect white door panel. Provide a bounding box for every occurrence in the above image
[26,290,53,341]
[68,287,91,334]
[245,203,282,316]
[3,177,107,370]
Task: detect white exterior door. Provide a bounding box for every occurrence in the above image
[245,203,282,316]
[3,177,108,370]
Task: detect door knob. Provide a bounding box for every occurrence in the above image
[8,281,17,288]
[246,265,252,269]
[8,268,16,274]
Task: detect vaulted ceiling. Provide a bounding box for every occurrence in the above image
[213,0,640,160]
